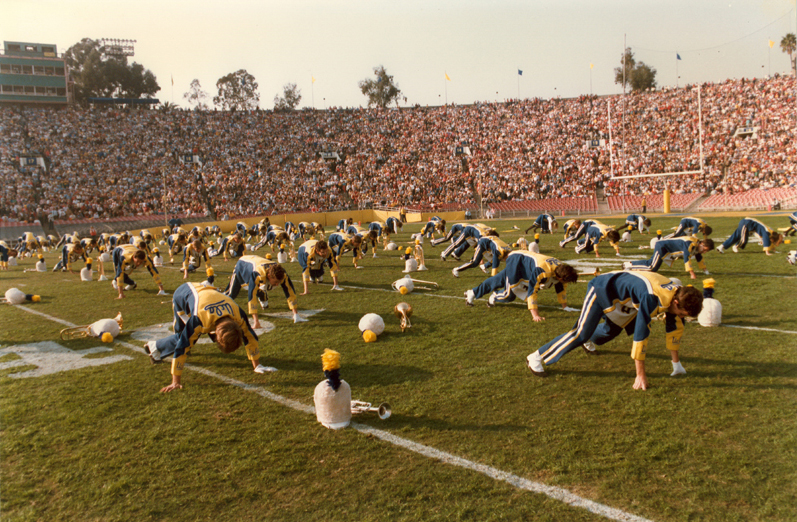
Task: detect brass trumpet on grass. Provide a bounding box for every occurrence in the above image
[393,302,413,332]
[60,312,123,341]
[350,401,392,420]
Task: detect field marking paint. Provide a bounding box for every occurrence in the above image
[12,304,654,522]
[721,325,797,334]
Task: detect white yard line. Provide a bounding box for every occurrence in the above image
[12,303,654,522]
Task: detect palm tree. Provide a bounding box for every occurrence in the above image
[780,33,796,76]
[159,101,179,112]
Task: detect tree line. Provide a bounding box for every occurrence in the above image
[66,34,797,110]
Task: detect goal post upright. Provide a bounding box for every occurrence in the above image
[607,82,705,214]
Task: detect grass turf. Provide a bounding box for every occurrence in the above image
[1,213,795,521]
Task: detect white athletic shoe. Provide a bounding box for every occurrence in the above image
[464,289,475,306]
[582,341,598,355]
[417,265,428,271]
[254,364,278,374]
[331,285,344,291]
[259,299,269,309]
[487,293,497,307]
[670,361,686,376]
[622,261,632,270]
[526,352,547,376]
[98,274,108,281]
[294,315,308,323]
[480,264,488,273]
[125,283,137,291]
[145,341,162,363]
[732,245,739,253]
[452,268,459,278]
[716,245,725,254]
[112,279,118,290]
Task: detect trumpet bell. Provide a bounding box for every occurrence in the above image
[351,400,392,420]
[393,302,413,332]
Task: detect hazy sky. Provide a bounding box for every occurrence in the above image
[3,0,796,109]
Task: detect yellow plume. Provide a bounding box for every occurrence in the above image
[322,348,341,371]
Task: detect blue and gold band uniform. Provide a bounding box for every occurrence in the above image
[536,271,685,365]
[471,251,570,311]
[562,219,581,240]
[298,222,317,240]
[787,211,797,235]
[225,255,298,315]
[182,241,212,272]
[574,223,620,255]
[625,214,649,233]
[385,216,402,235]
[628,236,706,273]
[441,223,494,259]
[528,213,557,234]
[53,243,86,271]
[328,232,362,266]
[421,217,446,239]
[154,283,260,379]
[18,232,43,255]
[667,217,709,239]
[454,236,512,275]
[112,244,162,289]
[216,233,246,259]
[346,224,374,253]
[431,223,466,246]
[297,239,339,282]
[721,217,777,253]
[560,220,597,247]
[167,233,188,261]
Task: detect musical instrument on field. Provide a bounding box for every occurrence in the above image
[60,312,123,341]
[351,401,392,420]
[393,302,413,332]
[392,276,439,294]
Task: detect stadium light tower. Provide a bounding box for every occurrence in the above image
[99,38,136,58]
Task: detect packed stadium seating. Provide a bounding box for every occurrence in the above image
[2,74,794,226]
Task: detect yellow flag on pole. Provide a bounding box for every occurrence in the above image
[445,73,451,81]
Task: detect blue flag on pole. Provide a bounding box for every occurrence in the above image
[518,69,523,76]
[676,53,682,60]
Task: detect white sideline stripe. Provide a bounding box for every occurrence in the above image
[12,304,654,522]
[721,325,797,334]
[13,305,78,327]
[354,424,654,522]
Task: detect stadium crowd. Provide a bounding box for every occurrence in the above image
[1,74,794,223]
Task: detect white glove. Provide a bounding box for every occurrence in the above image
[294,314,308,323]
[563,306,580,312]
[670,361,686,376]
[254,364,278,374]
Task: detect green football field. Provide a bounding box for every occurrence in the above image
[1,213,795,522]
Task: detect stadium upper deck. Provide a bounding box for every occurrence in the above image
[1,74,794,224]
